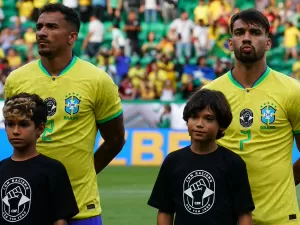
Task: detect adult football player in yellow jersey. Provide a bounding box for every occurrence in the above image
[4,3,125,225]
[205,9,300,225]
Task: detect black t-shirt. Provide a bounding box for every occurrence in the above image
[126,19,140,41]
[0,154,79,225]
[148,146,255,225]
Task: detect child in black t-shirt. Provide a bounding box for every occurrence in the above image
[0,93,79,225]
[148,89,255,225]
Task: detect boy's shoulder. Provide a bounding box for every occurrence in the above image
[165,146,191,162]
[37,154,66,170]
[0,157,11,168]
[218,146,246,167]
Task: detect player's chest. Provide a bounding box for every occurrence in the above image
[227,91,287,131]
[17,77,94,120]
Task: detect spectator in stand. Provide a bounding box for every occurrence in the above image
[63,0,79,13]
[194,0,209,25]
[82,15,104,58]
[24,27,36,55]
[116,47,131,86]
[157,54,176,88]
[141,0,160,23]
[119,74,137,100]
[193,19,209,57]
[162,0,178,24]
[124,11,142,56]
[78,0,92,23]
[111,23,126,55]
[92,0,106,21]
[0,28,16,55]
[6,48,22,70]
[142,32,158,57]
[148,61,167,98]
[128,61,145,89]
[0,0,4,28]
[140,77,156,100]
[160,79,175,101]
[283,21,300,61]
[291,55,300,81]
[99,56,117,81]
[156,35,175,58]
[107,0,123,25]
[124,0,141,19]
[169,11,194,59]
[17,0,34,23]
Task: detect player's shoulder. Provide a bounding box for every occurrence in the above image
[75,57,111,80]
[269,68,300,89]
[203,72,230,90]
[7,60,39,81]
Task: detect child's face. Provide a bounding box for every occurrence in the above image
[5,116,44,150]
[187,106,220,142]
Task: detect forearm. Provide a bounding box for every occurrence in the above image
[54,220,67,225]
[238,212,252,225]
[293,158,300,185]
[94,139,125,174]
[157,211,173,225]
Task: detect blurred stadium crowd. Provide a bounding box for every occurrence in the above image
[0,0,299,100]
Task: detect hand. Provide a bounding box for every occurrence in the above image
[108,7,113,15]
[115,9,120,17]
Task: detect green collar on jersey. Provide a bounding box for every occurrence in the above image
[228,66,271,89]
[38,56,78,77]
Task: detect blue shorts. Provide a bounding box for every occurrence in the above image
[68,216,102,225]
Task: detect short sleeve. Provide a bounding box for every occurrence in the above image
[147,155,175,213]
[287,84,300,135]
[4,72,13,99]
[49,162,79,222]
[95,71,123,124]
[228,156,255,214]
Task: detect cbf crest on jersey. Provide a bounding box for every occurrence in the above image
[183,170,215,215]
[64,93,82,121]
[1,177,31,222]
[260,102,277,130]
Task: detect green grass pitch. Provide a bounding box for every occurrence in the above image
[98,166,300,225]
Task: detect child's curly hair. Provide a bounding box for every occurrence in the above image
[3,93,47,126]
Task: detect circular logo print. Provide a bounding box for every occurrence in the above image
[240,108,254,128]
[183,170,215,215]
[1,177,31,222]
[44,97,57,117]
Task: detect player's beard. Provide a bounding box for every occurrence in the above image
[234,46,265,64]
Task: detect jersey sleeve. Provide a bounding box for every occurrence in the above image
[287,84,300,135]
[49,161,79,222]
[4,72,13,99]
[95,71,123,124]
[228,155,255,215]
[147,154,175,213]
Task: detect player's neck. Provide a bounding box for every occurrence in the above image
[232,59,268,88]
[40,52,73,77]
[190,140,218,155]
[11,145,39,161]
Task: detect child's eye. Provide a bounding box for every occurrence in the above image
[19,122,30,127]
[5,121,14,127]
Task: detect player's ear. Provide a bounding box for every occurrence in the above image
[228,38,234,51]
[36,122,45,138]
[265,36,272,51]
[69,32,78,45]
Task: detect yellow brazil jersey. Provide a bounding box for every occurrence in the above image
[204,67,300,225]
[4,56,123,219]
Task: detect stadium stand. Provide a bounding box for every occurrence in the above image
[0,0,299,100]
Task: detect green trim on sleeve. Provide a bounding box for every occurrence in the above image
[293,130,300,135]
[96,110,123,124]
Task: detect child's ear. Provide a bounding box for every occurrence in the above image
[36,122,45,138]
